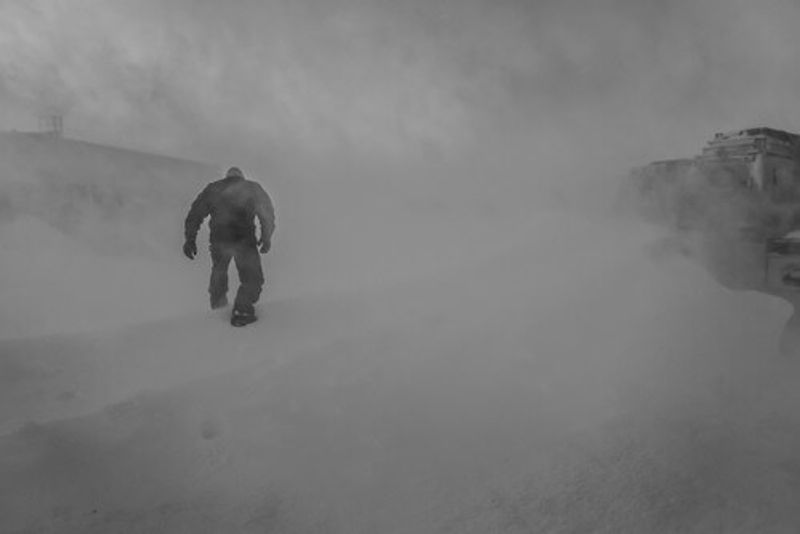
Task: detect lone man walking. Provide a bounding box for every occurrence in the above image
[183,166,275,326]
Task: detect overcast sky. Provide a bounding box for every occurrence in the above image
[2,0,800,168]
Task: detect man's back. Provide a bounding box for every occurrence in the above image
[185,169,275,245]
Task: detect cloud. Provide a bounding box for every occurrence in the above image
[2,0,800,166]
[0,0,489,158]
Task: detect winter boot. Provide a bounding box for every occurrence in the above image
[231,308,257,327]
[210,295,229,310]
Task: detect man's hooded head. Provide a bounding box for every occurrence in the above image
[225,166,245,179]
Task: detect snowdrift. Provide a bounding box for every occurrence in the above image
[3,208,799,532]
[0,132,217,258]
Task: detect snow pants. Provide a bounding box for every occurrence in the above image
[209,240,264,314]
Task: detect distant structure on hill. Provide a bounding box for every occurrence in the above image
[623,126,800,355]
[37,114,63,137]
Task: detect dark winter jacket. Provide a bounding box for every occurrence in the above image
[184,175,275,245]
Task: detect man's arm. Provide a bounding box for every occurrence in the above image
[184,185,211,244]
[253,183,275,250]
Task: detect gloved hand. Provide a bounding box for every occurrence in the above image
[259,238,271,254]
[183,240,197,259]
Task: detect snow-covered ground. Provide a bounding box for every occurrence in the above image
[3,167,800,532]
